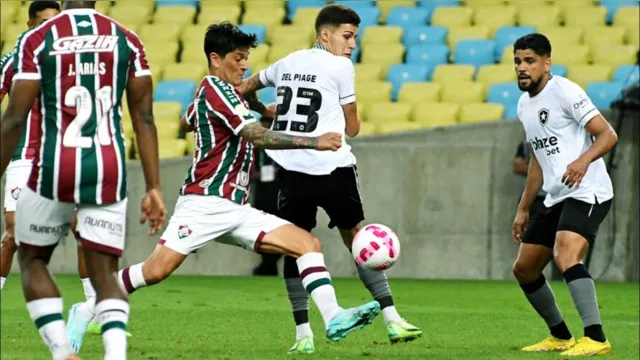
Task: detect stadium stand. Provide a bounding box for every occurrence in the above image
[0,0,638,159]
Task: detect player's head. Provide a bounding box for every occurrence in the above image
[27,1,60,28]
[204,22,257,86]
[62,0,96,10]
[513,33,552,93]
[315,4,360,59]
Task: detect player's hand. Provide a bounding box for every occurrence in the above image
[512,209,529,244]
[562,158,589,188]
[315,132,343,151]
[140,188,167,236]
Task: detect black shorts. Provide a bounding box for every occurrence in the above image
[275,165,365,232]
[522,197,612,248]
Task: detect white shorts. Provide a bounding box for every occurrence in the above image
[3,160,32,213]
[159,195,290,255]
[14,187,128,256]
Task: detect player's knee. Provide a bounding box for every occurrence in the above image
[553,232,588,272]
[512,259,538,283]
[299,235,322,254]
[143,262,172,285]
[1,229,17,255]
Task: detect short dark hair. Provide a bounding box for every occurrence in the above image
[204,22,258,64]
[314,4,361,35]
[29,1,61,19]
[513,33,552,57]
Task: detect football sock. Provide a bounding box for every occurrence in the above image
[284,256,313,340]
[26,298,75,360]
[119,263,147,294]
[355,262,401,324]
[96,299,129,360]
[563,264,606,342]
[519,274,572,340]
[81,277,96,301]
[1,276,5,290]
[297,252,342,326]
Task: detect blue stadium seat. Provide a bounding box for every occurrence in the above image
[551,64,568,77]
[258,88,277,105]
[403,26,447,46]
[154,80,197,113]
[486,82,522,111]
[503,104,518,120]
[454,40,496,68]
[387,64,430,100]
[287,0,328,21]
[494,26,536,61]
[417,0,461,22]
[586,81,624,109]
[156,0,197,7]
[238,25,266,44]
[351,47,361,63]
[333,0,374,8]
[406,44,449,69]
[600,0,639,24]
[613,64,640,86]
[386,7,429,29]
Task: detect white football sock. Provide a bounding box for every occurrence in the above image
[382,305,403,324]
[1,277,6,290]
[96,299,129,360]
[26,298,75,360]
[296,323,313,341]
[81,277,96,301]
[297,252,342,327]
[118,263,146,294]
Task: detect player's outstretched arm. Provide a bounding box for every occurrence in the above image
[126,75,166,235]
[237,73,266,95]
[0,79,39,175]
[239,122,342,151]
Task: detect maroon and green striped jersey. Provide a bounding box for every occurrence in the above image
[1,38,42,162]
[12,8,150,205]
[180,76,257,205]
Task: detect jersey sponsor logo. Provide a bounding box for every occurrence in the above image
[177,225,192,239]
[231,170,250,192]
[529,136,561,156]
[573,98,590,109]
[84,216,124,237]
[50,35,118,56]
[10,187,21,200]
[538,108,549,126]
[29,222,71,235]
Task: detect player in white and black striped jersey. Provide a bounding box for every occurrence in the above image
[510,33,617,357]
[239,4,421,354]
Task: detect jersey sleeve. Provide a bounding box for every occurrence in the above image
[259,60,280,88]
[12,30,44,81]
[0,53,15,97]
[125,30,151,78]
[204,80,257,135]
[561,81,600,127]
[184,99,198,126]
[337,60,356,105]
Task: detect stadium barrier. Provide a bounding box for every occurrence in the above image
[1,110,637,282]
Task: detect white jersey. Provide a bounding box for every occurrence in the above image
[517,75,613,207]
[259,45,356,175]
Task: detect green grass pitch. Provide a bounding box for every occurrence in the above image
[1,275,638,359]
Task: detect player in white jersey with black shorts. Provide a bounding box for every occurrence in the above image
[240,4,421,354]
[510,33,618,357]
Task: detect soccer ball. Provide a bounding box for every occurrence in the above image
[352,223,400,271]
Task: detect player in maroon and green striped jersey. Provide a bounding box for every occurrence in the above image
[0,4,101,326]
[0,1,167,359]
[67,22,380,354]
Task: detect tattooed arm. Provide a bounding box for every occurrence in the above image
[238,73,265,95]
[239,122,341,151]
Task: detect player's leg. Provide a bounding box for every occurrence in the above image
[67,200,131,359]
[554,199,613,357]
[1,211,17,290]
[67,195,215,352]
[274,168,318,352]
[514,203,575,352]
[235,219,380,343]
[14,187,78,359]
[323,166,422,343]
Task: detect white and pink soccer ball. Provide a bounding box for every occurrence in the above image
[352,223,400,271]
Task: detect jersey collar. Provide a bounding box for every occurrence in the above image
[63,8,97,15]
[312,42,330,53]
